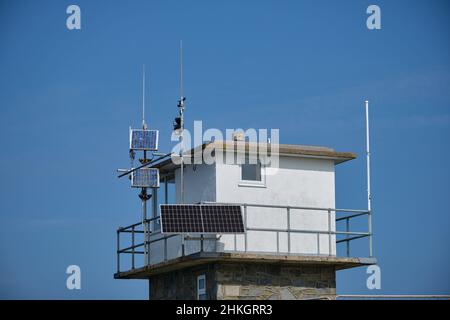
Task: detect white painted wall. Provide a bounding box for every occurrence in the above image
[150,152,337,266]
[215,154,336,255]
[174,162,216,204]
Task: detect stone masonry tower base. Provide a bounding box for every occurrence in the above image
[150,261,336,300]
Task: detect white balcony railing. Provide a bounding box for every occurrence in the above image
[116,202,372,273]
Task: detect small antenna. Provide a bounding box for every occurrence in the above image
[180,40,183,99]
[142,64,147,130]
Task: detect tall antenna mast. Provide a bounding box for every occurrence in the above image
[365,100,371,212]
[365,100,373,257]
[178,40,186,204]
[142,64,147,130]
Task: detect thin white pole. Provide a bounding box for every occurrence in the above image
[365,100,373,257]
[142,64,146,129]
[365,100,371,211]
[180,40,183,99]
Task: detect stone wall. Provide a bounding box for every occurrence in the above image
[149,262,336,300]
[149,264,216,300]
[215,263,336,300]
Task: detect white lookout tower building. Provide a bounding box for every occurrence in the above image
[115,135,376,299]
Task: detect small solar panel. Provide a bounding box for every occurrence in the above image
[129,129,159,151]
[160,204,244,234]
[131,168,160,188]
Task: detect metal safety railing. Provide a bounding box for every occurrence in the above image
[116,202,372,273]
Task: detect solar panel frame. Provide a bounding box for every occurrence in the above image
[131,168,160,188]
[129,128,159,151]
[160,204,245,234]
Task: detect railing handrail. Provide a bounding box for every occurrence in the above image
[245,226,369,236]
[118,216,161,232]
[201,201,369,214]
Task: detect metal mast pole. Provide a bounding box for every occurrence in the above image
[141,66,150,265]
[178,40,186,257]
[142,185,148,265]
[365,100,373,257]
[179,40,185,204]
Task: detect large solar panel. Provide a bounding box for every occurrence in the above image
[201,205,244,233]
[160,205,203,233]
[131,168,160,188]
[129,129,159,151]
[160,204,245,234]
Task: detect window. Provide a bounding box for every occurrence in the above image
[241,154,262,182]
[197,275,206,300]
[241,161,261,181]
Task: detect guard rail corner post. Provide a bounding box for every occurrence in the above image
[346,217,350,257]
[116,229,120,273]
[368,210,373,257]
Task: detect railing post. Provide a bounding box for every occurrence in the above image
[317,233,320,255]
[164,237,167,261]
[368,211,373,257]
[345,218,350,257]
[276,231,279,253]
[146,221,151,266]
[328,209,332,256]
[244,205,248,252]
[287,207,291,254]
[182,235,185,257]
[132,226,135,269]
[116,229,120,273]
[164,176,168,204]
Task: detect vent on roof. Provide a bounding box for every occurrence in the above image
[232,132,245,141]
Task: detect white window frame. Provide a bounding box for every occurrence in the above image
[197,274,206,300]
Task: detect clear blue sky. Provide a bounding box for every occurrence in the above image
[0,0,449,299]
